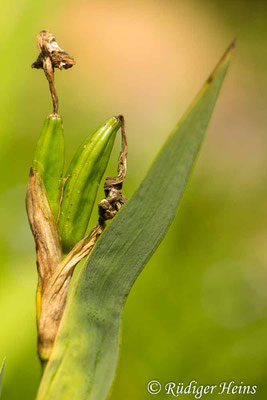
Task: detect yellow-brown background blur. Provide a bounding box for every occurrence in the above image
[0,0,267,399]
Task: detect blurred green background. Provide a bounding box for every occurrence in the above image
[0,0,267,399]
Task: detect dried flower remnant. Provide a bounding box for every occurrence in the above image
[32,30,75,114]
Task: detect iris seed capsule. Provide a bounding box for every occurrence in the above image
[58,116,121,253]
[33,114,65,219]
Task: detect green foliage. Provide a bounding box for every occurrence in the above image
[0,359,5,398]
[36,44,233,400]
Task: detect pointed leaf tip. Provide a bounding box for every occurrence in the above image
[222,37,237,60]
[207,38,236,84]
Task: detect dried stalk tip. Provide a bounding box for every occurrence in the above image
[31,30,75,114]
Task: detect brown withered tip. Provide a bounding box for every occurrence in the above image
[29,167,34,177]
[32,30,75,70]
[222,37,237,59]
[32,30,75,114]
[206,38,237,84]
[116,115,125,124]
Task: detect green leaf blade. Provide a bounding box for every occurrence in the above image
[0,359,5,399]
[37,43,234,400]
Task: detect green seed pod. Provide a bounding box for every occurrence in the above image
[58,116,121,253]
[33,114,65,219]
